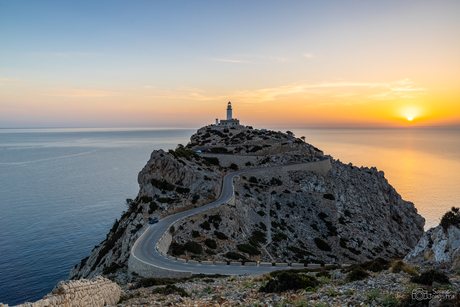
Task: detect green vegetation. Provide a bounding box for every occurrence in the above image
[102,262,123,275]
[273,232,288,242]
[151,178,175,191]
[249,176,258,183]
[270,177,283,186]
[237,244,261,255]
[192,194,200,204]
[184,241,203,254]
[257,210,266,217]
[410,269,450,286]
[170,242,185,256]
[214,231,228,240]
[229,163,238,170]
[323,193,335,200]
[314,238,331,251]
[345,267,369,283]
[152,285,190,297]
[202,157,220,166]
[260,272,319,293]
[440,207,460,230]
[176,186,190,194]
[191,230,200,238]
[224,252,246,260]
[169,148,200,161]
[205,239,217,249]
[148,202,159,214]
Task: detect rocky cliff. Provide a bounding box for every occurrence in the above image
[405,208,460,270]
[69,126,425,280]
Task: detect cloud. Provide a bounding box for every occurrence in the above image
[52,52,106,58]
[257,55,289,62]
[43,87,119,97]
[211,58,252,63]
[153,79,427,104]
[303,53,314,58]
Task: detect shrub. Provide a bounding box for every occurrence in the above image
[390,260,418,276]
[140,196,153,203]
[257,210,266,217]
[214,231,228,240]
[151,178,175,191]
[273,233,288,242]
[311,223,319,231]
[199,221,211,230]
[170,242,185,256]
[249,176,258,183]
[345,267,369,283]
[148,202,158,214]
[249,230,267,246]
[176,186,190,194]
[237,244,261,255]
[314,238,331,251]
[260,272,319,293]
[440,207,460,230]
[191,230,200,238]
[344,209,352,217]
[360,258,389,272]
[152,285,189,297]
[202,157,220,166]
[410,269,450,286]
[270,177,283,186]
[224,252,246,260]
[102,262,122,275]
[208,214,222,229]
[192,194,200,204]
[205,239,217,249]
[229,163,238,170]
[184,241,203,254]
[323,193,335,200]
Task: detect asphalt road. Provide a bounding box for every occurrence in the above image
[132,165,303,275]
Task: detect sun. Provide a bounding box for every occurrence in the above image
[407,117,414,121]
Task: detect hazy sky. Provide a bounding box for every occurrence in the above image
[1,0,459,128]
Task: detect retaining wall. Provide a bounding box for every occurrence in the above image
[7,276,120,307]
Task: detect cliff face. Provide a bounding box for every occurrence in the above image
[405,224,460,269]
[169,158,424,264]
[69,126,425,279]
[69,148,221,280]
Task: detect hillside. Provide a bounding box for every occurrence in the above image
[69,126,424,281]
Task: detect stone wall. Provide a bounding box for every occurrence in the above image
[6,276,120,307]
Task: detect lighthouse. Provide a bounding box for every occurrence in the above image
[227,101,232,120]
[216,101,240,127]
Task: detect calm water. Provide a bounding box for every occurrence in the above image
[0,127,459,305]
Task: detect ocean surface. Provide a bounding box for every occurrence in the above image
[0,126,459,305]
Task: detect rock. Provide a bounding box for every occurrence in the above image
[405,224,460,270]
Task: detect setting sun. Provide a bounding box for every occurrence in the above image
[408,117,414,121]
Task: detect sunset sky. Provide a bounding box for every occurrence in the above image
[1,0,459,128]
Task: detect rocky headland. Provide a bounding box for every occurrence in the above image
[69,126,424,281]
[9,125,460,307]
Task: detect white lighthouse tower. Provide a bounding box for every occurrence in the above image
[216,101,240,127]
[226,101,232,120]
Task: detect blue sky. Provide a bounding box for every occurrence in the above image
[1,0,459,127]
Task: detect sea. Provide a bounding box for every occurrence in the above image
[0,126,459,305]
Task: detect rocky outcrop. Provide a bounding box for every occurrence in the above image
[169,158,424,264]
[405,224,460,269]
[69,148,221,280]
[69,126,425,280]
[8,276,120,307]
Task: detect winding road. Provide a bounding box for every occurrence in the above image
[131,160,330,276]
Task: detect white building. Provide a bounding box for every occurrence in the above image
[216,102,240,127]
